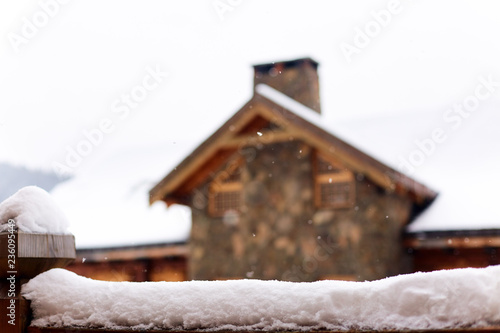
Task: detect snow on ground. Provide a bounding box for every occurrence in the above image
[0,186,70,234]
[22,265,500,331]
[50,133,194,249]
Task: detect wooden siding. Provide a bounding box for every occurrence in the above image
[65,243,188,282]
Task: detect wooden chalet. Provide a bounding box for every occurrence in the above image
[149,57,438,281]
[63,57,500,284]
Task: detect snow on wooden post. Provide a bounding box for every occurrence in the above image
[0,186,75,333]
[0,231,76,333]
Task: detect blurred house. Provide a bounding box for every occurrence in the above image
[149,58,441,281]
[68,57,500,282]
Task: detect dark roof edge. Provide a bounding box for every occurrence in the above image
[150,86,438,209]
[255,85,438,207]
[76,240,188,253]
[253,57,319,71]
[149,96,257,204]
[405,228,500,238]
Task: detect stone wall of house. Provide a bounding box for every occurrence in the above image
[189,140,414,281]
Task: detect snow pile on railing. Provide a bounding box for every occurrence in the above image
[22,266,500,331]
[0,186,70,234]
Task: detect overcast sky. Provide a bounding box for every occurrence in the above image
[1,0,500,173]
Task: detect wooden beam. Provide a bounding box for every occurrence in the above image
[405,236,500,249]
[220,130,295,148]
[150,101,266,204]
[174,148,238,196]
[75,244,188,263]
[0,232,76,279]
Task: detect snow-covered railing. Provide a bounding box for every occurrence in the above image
[2,187,500,333]
[22,326,500,333]
[0,187,76,333]
[20,266,500,333]
[0,230,76,333]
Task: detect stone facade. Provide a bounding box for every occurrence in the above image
[189,140,414,281]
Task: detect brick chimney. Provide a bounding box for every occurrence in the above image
[253,57,321,114]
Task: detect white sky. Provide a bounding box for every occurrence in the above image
[1,0,500,171]
[1,1,500,247]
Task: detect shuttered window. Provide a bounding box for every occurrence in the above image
[314,152,355,209]
[208,160,243,217]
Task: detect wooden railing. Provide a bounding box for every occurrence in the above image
[0,231,76,333]
[24,326,500,333]
[2,230,500,333]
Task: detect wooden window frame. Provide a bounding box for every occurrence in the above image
[208,159,243,217]
[314,152,355,209]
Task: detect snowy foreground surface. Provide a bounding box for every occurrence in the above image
[0,186,70,234]
[22,266,500,331]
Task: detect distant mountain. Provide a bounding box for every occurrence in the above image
[0,163,69,201]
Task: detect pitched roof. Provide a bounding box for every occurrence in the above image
[149,84,437,210]
[328,101,500,233]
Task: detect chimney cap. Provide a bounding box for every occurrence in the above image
[252,57,319,73]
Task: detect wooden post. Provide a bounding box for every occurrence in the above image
[0,227,76,333]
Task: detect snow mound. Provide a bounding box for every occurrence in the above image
[22,266,500,331]
[0,186,70,234]
[50,139,193,249]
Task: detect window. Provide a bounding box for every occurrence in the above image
[210,187,241,216]
[314,152,355,209]
[208,159,243,217]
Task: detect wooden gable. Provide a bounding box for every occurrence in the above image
[149,92,437,210]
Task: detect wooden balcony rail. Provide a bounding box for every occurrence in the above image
[2,231,500,333]
[0,231,76,333]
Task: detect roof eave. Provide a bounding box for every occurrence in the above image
[150,88,438,209]
[149,97,258,205]
[254,91,438,206]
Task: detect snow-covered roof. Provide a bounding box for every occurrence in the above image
[22,266,500,330]
[328,103,500,232]
[33,81,498,249]
[49,135,192,249]
[255,84,325,127]
[151,83,436,211]
[258,83,500,233]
